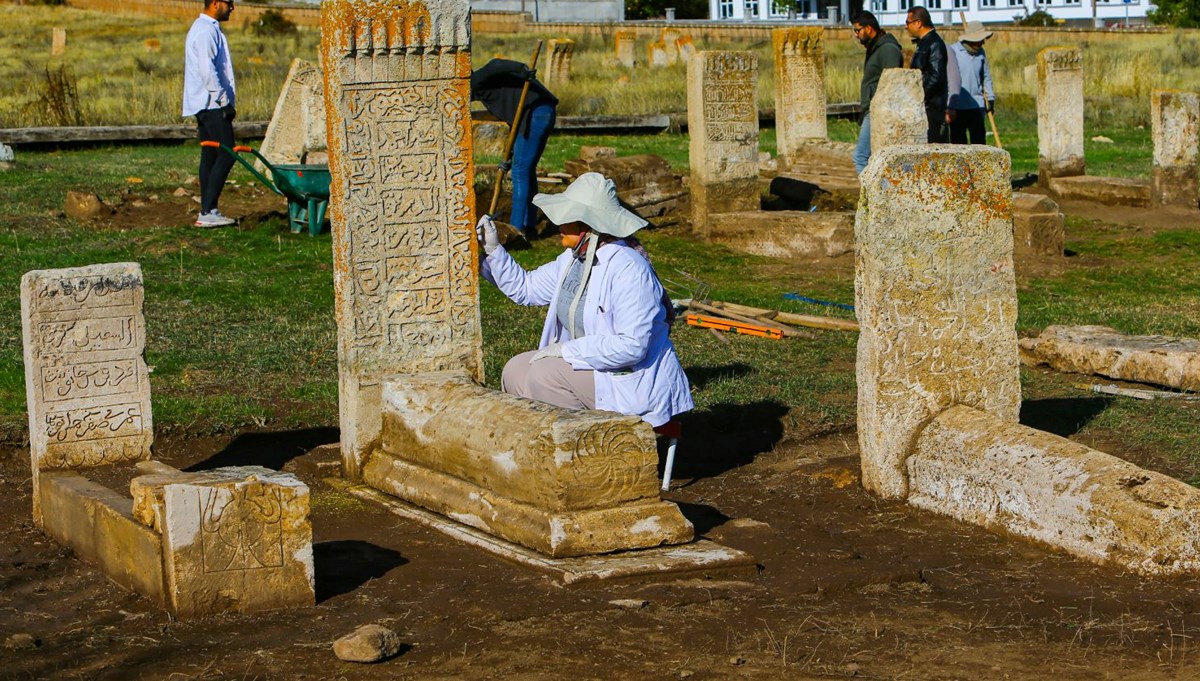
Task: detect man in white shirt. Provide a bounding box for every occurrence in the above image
[183,0,237,228]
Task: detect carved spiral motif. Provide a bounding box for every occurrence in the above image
[571,425,644,498]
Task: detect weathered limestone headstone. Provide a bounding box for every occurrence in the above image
[856,146,1020,499]
[676,35,696,63]
[0,142,13,171]
[772,27,827,164]
[546,39,574,86]
[51,27,66,56]
[661,28,681,64]
[687,51,760,238]
[1012,192,1064,258]
[157,468,314,617]
[1150,88,1200,208]
[870,69,925,154]
[1019,325,1200,391]
[1037,46,1085,185]
[21,263,153,523]
[321,0,482,479]
[648,41,669,68]
[614,29,636,68]
[258,59,327,168]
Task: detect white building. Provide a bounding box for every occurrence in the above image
[709,0,1154,27]
[473,0,625,21]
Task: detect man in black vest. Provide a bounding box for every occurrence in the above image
[905,6,949,143]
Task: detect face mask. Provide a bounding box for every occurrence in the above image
[963,42,982,55]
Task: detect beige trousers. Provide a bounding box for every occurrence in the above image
[501,350,596,410]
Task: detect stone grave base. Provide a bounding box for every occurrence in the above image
[1020,325,1200,391]
[907,406,1200,577]
[1048,175,1150,207]
[706,210,853,258]
[691,178,761,238]
[1012,192,1064,257]
[331,479,758,585]
[39,463,315,618]
[1152,166,1200,208]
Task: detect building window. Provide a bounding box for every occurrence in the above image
[899,0,911,10]
[871,0,888,11]
[744,0,759,16]
[953,0,967,8]
[980,0,996,7]
[928,0,941,8]
[1037,0,1050,5]
[718,0,735,17]
[1063,0,1080,5]
[769,0,791,16]
[1008,0,1023,7]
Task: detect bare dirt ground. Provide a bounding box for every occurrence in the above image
[4,191,1200,680]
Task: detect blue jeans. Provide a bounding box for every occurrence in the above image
[853,112,871,175]
[509,103,556,232]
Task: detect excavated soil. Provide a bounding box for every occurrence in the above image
[3,192,1200,680]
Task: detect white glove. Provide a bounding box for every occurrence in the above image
[529,343,564,364]
[476,214,500,256]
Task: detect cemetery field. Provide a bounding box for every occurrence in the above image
[2,136,1200,678]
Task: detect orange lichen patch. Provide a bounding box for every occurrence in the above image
[323,0,433,52]
[772,26,822,55]
[878,151,1011,223]
[810,467,859,489]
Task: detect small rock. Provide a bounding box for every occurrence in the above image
[333,624,402,663]
[185,175,199,186]
[148,194,159,201]
[64,190,109,219]
[0,142,14,162]
[191,196,202,204]
[678,671,694,679]
[729,655,745,666]
[727,517,770,530]
[608,598,649,609]
[843,662,861,675]
[173,187,191,197]
[580,145,617,162]
[1090,135,1114,144]
[4,633,38,650]
[131,200,147,208]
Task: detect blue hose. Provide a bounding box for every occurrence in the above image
[783,293,855,312]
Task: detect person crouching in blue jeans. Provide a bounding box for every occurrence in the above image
[476,173,694,429]
[471,59,558,236]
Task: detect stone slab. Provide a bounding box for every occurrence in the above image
[1012,191,1064,257]
[908,405,1200,576]
[21,263,153,523]
[772,27,827,162]
[707,210,853,258]
[870,68,925,153]
[257,58,327,170]
[562,154,685,217]
[39,471,166,606]
[855,146,1020,499]
[131,464,290,533]
[331,479,757,585]
[161,470,315,617]
[1037,46,1085,183]
[1020,325,1200,391]
[1048,175,1150,207]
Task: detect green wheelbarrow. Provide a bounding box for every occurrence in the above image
[202,140,331,236]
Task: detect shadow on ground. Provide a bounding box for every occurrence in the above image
[185,426,339,472]
[670,400,789,487]
[1019,396,1113,437]
[313,540,407,603]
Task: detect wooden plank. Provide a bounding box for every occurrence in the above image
[0,121,270,145]
[679,298,860,332]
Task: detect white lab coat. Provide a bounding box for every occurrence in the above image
[482,240,694,427]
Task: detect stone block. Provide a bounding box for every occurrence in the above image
[855,146,1020,499]
[648,41,669,68]
[870,69,925,153]
[131,464,284,532]
[321,0,482,478]
[364,371,693,557]
[773,28,826,163]
[707,210,853,258]
[64,191,108,220]
[676,35,696,63]
[21,263,152,523]
[160,470,315,617]
[1012,192,1064,257]
[51,27,66,56]
[661,28,681,64]
[614,29,636,68]
[1048,175,1150,207]
[546,38,574,86]
[258,59,327,170]
[1019,325,1200,391]
[690,179,760,239]
[908,405,1200,576]
[562,154,685,218]
[1037,47,1085,184]
[39,471,166,606]
[1151,89,1200,208]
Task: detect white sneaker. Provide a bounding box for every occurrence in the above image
[194,210,236,228]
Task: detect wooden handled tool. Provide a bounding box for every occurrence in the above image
[488,40,544,218]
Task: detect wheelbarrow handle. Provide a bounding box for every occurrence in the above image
[200,140,284,197]
[233,145,252,153]
[200,140,221,148]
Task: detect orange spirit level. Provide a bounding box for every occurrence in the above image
[684,313,784,340]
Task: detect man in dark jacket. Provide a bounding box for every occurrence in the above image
[472,59,559,235]
[852,10,904,174]
[905,6,949,143]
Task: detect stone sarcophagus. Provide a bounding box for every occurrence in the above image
[363,372,694,557]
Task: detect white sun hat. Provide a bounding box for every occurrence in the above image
[532,172,649,238]
[960,20,993,43]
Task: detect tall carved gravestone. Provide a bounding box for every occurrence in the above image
[259,58,328,167]
[1037,46,1085,185]
[51,27,66,56]
[648,41,669,68]
[855,146,1020,499]
[21,263,153,523]
[687,51,759,238]
[870,69,925,154]
[321,0,482,479]
[546,38,574,86]
[1151,88,1200,209]
[614,29,636,68]
[676,35,696,63]
[661,27,681,64]
[772,27,826,164]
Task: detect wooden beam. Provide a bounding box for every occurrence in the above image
[0,122,270,146]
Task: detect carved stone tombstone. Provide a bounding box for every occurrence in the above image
[772,27,827,164]
[676,35,696,63]
[870,69,925,154]
[687,51,760,238]
[855,146,1020,499]
[321,0,482,479]
[1151,88,1200,208]
[1037,46,1085,185]
[258,59,328,168]
[51,27,66,56]
[546,38,575,86]
[648,41,669,68]
[661,27,681,64]
[21,263,153,523]
[614,29,636,68]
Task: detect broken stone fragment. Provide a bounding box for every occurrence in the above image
[1020,325,1200,391]
[333,624,403,663]
[64,191,110,219]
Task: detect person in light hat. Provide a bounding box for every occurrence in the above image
[476,172,693,428]
[946,20,996,145]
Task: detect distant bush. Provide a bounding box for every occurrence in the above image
[252,9,297,37]
[30,66,83,126]
[1014,10,1057,26]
